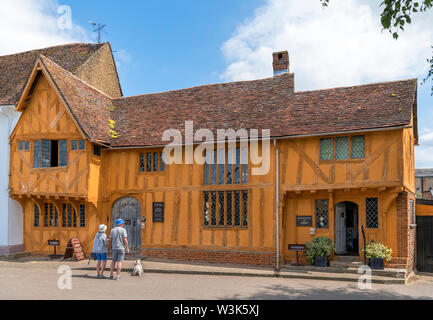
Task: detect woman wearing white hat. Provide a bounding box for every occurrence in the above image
[92,224,108,279]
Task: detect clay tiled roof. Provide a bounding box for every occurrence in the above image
[29,55,418,147]
[110,75,417,147]
[39,55,112,143]
[0,43,104,105]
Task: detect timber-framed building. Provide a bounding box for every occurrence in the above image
[5,45,419,272]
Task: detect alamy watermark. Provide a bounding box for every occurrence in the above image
[57,5,72,30]
[57,265,72,290]
[162,121,271,176]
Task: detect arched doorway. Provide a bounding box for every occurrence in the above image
[112,197,142,253]
[335,201,359,256]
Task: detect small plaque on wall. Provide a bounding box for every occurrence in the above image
[296,216,313,227]
[153,202,164,222]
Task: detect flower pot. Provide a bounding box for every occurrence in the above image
[315,256,328,267]
[369,257,385,270]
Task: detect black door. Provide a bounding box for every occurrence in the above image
[417,216,433,272]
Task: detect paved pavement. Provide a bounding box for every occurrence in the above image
[0,258,433,299]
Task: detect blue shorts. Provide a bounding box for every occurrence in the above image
[95,253,107,261]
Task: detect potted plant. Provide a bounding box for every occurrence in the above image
[364,242,392,270]
[305,236,334,267]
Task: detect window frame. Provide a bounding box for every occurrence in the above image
[32,139,68,169]
[319,135,365,162]
[139,151,166,173]
[204,145,249,186]
[202,190,249,229]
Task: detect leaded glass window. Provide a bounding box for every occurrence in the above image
[80,204,85,227]
[33,141,41,168]
[320,138,334,160]
[203,190,247,228]
[226,191,232,226]
[54,206,58,227]
[139,154,145,172]
[335,136,349,160]
[226,148,233,184]
[59,140,67,167]
[218,192,225,225]
[366,198,379,228]
[34,204,39,227]
[160,152,165,172]
[44,203,48,227]
[234,191,241,226]
[146,153,152,172]
[204,192,209,226]
[71,140,78,151]
[242,147,248,184]
[62,204,67,227]
[315,199,329,229]
[242,191,248,227]
[18,141,29,151]
[41,140,51,168]
[211,192,217,225]
[218,149,225,185]
[351,136,365,159]
[234,148,240,184]
[153,153,159,172]
[78,140,85,151]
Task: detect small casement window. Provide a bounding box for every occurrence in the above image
[18,141,30,151]
[315,199,329,229]
[204,147,248,185]
[93,145,101,156]
[320,136,365,160]
[410,200,416,225]
[139,152,165,172]
[71,140,85,151]
[366,198,379,229]
[34,204,40,227]
[152,202,164,222]
[351,136,365,159]
[203,190,248,227]
[79,204,86,227]
[33,140,67,168]
[63,204,77,228]
[44,203,58,227]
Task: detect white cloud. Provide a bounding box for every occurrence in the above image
[417,129,433,168]
[0,0,89,55]
[221,0,433,91]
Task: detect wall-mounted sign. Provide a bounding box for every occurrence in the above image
[296,216,313,227]
[153,202,164,222]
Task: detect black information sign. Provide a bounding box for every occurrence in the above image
[296,216,313,227]
[153,202,165,222]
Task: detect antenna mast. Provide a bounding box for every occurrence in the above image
[89,21,107,44]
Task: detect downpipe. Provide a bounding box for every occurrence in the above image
[274,139,280,271]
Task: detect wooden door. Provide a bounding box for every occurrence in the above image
[335,203,347,255]
[417,216,433,272]
[112,197,141,253]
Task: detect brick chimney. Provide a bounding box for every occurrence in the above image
[273,51,289,76]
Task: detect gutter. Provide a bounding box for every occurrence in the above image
[274,139,280,271]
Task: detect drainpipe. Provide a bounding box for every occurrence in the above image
[274,139,280,270]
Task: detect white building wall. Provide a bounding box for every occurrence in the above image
[0,106,22,253]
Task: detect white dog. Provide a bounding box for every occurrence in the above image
[132,260,143,277]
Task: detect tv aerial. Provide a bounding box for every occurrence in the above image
[89,21,107,43]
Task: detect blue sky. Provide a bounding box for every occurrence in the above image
[63,0,266,96]
[0,0,431,167]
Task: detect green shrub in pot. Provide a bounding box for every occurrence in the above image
[364,242,392,261]
[305,236,335,265]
